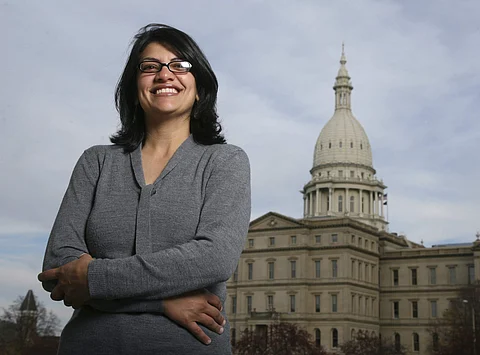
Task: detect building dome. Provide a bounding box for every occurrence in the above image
[313,109,373,168]
[313,46,373,169]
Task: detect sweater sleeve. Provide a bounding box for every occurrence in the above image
[41,148,164,313]
[87,148,251,300]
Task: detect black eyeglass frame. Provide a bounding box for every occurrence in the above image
[138,59,193,74]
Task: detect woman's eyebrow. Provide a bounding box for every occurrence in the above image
[140,56,182,62]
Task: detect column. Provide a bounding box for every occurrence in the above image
[381,192,384,217]
[309,192,313,217]
[328,188,332,213]
[370,191,373,215]
[359,189,363,214]
[303,196,307,217]
[346,188,349,213]
[316,188,320,216]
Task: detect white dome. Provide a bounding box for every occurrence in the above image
[313,109,373,168]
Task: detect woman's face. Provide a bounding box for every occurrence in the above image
[137,42,197,121]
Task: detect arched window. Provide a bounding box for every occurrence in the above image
[332,328,338,348]
[350,196,355,212]
[413,333,420,351]
[329,142,332,149]
[394,333,401,351]
[350,141,353,148]
[315,328,321,347]
[231,329,236,346]
[432,333,439,351]
[339,141,343,148]
[338,196,343,212]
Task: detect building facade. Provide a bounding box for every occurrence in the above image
[226,48,479,354]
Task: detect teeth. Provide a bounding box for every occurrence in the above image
[155,88,178,94]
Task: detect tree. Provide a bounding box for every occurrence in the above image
[340,331,406,355]
[427,284,480,355]
[234,322,328,355]
[0,290,60,355]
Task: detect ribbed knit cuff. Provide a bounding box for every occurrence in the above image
[88,259,109,299]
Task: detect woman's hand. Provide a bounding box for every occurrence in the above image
[163,290,226,345]
[38,254,93,308]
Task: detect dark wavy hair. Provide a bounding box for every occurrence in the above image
[110,24,226,151]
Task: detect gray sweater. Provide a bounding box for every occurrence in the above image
[42,136,251,355]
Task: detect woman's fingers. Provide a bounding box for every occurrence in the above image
[185,322,212,345]
[197,313,224,335]
[206,293,222,311]
[203,304,226,328]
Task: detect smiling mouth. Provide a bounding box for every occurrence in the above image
[153,88,179,95]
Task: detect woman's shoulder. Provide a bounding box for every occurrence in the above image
[202,143,249,164]
[82,144,125,159]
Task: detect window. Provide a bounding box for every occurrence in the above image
[267,295,274,310]
[339,170,343,177]
[331,234,338,243]
[449,266,456,284]
[429,267,437,285]
[290,261,297,278]
[350,170,354,177]
[413,333,420,351]
[350,142,353,148]
[315,295,321,312]
[359,262,363,280]
[315,329,321,347]
[329,142,332,148]
[332,294,338,312]
[431,300,437,317]
[432,333,439,351]
[269,237,275,246]
[351,260,355,279]
[469,265,475,284]
[411,268,418,285]
[393,269,399,286]
[361,197,365,212]
[315,260,321,278]
[268,262,274,280]
[248,239,254,248]
[247,296,252,313]
[231,328,236,346]
[351,235,355,244]
[338,196,343,212]
[350,196,355,212]
[339,141,343,148]
[332,260,338,278]
[315,235,321,244]
[290,295,296,312]
[394,333,401,351]
[332,328,338,348]
[358,237,362,247]
[393,301,399,319]
[232,296,237,314]
[233,265,238,282]
[248,263,253,280]
[412,301,418,318]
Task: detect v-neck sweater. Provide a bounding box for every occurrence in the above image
[41,136,251,355]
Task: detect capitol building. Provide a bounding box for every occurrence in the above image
[226,48,479,354]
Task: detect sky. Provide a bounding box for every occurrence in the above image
[1,0,479,330]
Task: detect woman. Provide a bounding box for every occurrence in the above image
[38,24,251,355]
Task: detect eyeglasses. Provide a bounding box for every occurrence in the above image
[138,60,192,74]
